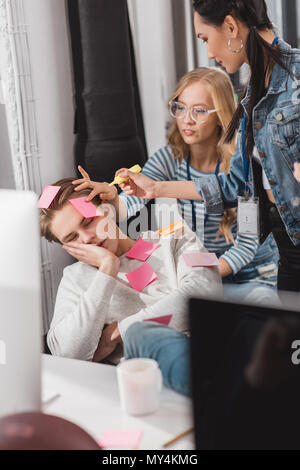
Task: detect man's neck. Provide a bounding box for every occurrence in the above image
[116,232,136,257]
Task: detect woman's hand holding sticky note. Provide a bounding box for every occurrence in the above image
[109,165,142,186]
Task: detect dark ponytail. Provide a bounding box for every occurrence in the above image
[193,0,290,157]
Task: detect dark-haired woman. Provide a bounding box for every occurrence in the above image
[119,0,300,295]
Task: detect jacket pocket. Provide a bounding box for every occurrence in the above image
[267,103,300,149]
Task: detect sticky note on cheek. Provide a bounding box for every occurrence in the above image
[38,185,61,209]
[183,252,219,267]
[69,197,100,218]
[126,263,157,292]
[126,238,160,262]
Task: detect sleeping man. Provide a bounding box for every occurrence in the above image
[40,177,221,364]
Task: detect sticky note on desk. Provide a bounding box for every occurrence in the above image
[38,185,61,209]
[126,263,157,292]
[126,238,160,262]
[145,314,173,326]
[69,197,99,218]
[183,252,219,267]
[98,430,143,449]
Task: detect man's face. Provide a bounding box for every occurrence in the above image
[51,202,120,254]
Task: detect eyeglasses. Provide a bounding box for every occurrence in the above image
[169,100,218,123]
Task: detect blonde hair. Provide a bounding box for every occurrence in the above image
[168,67,237,244]
[40,178,100,244]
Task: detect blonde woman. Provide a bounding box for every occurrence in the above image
[74,67,278,304]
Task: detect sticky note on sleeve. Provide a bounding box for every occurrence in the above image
[98,430,143,449]
[183,252,219,267]
[126,238,160,262]
[37,185,61,209]
[126,263,157,292]
[69,197,100,218]
[144,314,173,326]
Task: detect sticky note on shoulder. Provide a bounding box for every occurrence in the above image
[126,238,160,262]
[183,252,219,267]
[157,222,184,237]
[38,185,61,209]
[69,197,100,218]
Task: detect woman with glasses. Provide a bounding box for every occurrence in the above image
[74,66,279,305]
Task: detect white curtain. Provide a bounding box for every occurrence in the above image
[0,0,75,334]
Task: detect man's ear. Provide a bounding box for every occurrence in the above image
[223,14,240,38]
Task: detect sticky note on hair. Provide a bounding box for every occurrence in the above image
[126,263,157,292]
[126,238,160,262]
[37,185,61,209]
[157,222,184,237]
[183,252,219,267]
[69,197,99,218]
[145,314,173,326]
[98,430,143,449]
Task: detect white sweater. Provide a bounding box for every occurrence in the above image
[47,230,222,362]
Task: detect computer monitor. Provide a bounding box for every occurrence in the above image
[189,296,300,449]
[0,190,41,416]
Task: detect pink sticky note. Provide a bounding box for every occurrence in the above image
[145,314,173,326]
[126,238,160,262]
[98,430,143,449]
[37,185,61,209]
[69,197,99,218]
[183,252,220,267]
[126,262,157,292]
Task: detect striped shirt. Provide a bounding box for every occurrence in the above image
[119,146,261,275]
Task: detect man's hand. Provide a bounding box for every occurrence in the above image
[72,165,118,202]
[116,168,158,199]
[92,322,122,362]
[63,242,120,277]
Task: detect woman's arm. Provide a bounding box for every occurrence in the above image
[119,170,203,200]
[219,232,260,277]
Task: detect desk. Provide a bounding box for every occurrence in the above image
[42,355,195,450]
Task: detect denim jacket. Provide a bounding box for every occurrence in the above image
[193,39,300,246]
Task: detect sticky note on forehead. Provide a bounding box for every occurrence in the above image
[69,197,100,218]
[37,185,61,209]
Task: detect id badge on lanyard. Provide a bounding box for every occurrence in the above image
[238,195,259,235]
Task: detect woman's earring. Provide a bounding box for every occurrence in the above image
[227,38,244,53]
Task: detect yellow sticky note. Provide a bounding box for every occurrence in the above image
[109,165,142,186]
[157,222,185,237]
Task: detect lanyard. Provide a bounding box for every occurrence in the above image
[186,154,220,232]
[241,35,279,196]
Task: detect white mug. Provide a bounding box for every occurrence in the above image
[116,358,163,416]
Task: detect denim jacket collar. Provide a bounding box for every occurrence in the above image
[241,38,292,112]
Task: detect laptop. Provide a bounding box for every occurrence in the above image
[0,190,42,416]
[189,296,300,449]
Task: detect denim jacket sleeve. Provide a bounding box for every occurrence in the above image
[192,147,249,215]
